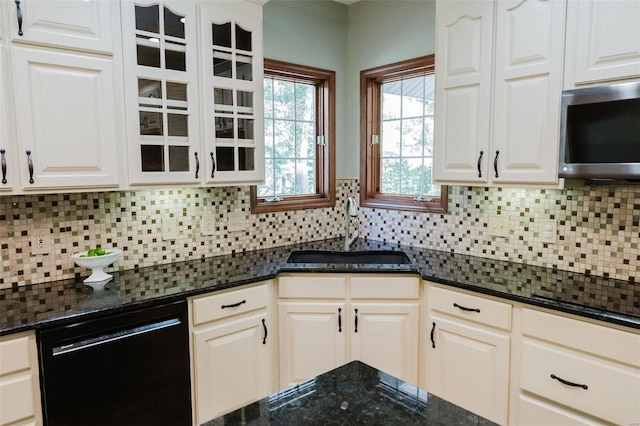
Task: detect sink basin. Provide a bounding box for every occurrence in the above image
[286,250,411,265]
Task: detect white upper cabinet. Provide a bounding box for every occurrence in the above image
[434,0,565,187]
[122,0,201,186]
[122,0,264,187]
[12,47,120,190]
[9,0,115,54]
[564,0,640,88]
[0,40,18,193]
[200,1,264,185]
[433,0,493,184]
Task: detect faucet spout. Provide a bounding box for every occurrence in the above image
[344,197,359,251]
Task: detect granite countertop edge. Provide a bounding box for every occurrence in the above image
[1,238,638,335]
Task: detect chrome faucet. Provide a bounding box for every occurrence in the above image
[344,197,359,250]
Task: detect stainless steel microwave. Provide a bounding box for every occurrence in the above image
[558,81,640,180]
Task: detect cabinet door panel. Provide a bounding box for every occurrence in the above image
[0,47,17,193]
[0,375,36,425]
[492,0,564,184]
[193,312,270,424]
[349,302,419,386]
[571,0,640,85]
[428,316,510,425]
[12,47,119,189]
[278,301,346,388]
[9,0,114,53]
[518,394,602,426]
[434,0,492,183]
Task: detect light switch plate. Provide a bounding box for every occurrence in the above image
[30,228,51,255]
[488,215,510,237]
[162,218,177,240]
[227,212,246,232]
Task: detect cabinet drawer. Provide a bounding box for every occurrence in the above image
[192,284,268,326]
[278,276,347,299]
[429,286,512,331]
[520,339,640,425]
[522,308,640,367]
[0,336,31,375]
[350,276,419,299]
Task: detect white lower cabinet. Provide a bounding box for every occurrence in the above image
[189,282,272,425]
[424,284,511,425]
[277,274,420,389]
[0,331,42,426]
[517,308,640,425]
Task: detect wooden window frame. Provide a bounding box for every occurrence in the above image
[251,59,336,214]
[359,55,448,214]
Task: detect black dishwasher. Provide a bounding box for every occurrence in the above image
[38,300,192,426]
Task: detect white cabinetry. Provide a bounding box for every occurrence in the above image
[564,0,640,88]
[424,284,511,425]
[122,0,264,186]
[0,331,43,426]
[189,282,273,425]
[517,308,640,425]
[3,0,123,193]
[278,274,420,389]
[433,0,565,187]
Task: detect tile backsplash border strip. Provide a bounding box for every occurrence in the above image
[1,180,639,288]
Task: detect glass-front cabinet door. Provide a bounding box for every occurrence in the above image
[200,1,264,185]
[122,0,200,185]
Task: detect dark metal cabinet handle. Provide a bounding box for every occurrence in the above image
[494,150,500,178]
[477,150,484,178]
[354,308,358,333]
[453,303,481,313]
[221,300,246,309]
[194,152,199,179]
[262,318,267,345]
[26,150,34,184]
[338,308,342,332]
[15,1,23,36]
[430,322,436,348]
[551,374,588,390]
[1,149,6,184]
[210,152,216,178]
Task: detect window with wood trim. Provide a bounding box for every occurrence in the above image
[360,55,447,213]
[251,59,335,213]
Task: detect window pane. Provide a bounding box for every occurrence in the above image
[264,118,274,158]
[296,122,315,159]
[259,158,275,197]
[296,83,315,121]
[424,116,434,156]
[168,113,188,137]
[168,145,189,171]
[381,120,400,157]
[275,159,295,195]
[382,81,401,120]
[402,118,424,157]
[402,158,423,195]
[264,79,273,117]
[164,7,185,39]
[236,24,252,52]
[402,77,425,118]
[141,145,164,172]
[216,147,234,171]
[273,80,294,119]
[140,111,163,136]
[381,158,400,193]
[136,5,159,33]
[239,147,255,171]
[212,22,232,48]
[296,160,315,194]
[274,120,295,158]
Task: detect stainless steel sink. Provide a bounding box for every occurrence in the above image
[286,250,411,265]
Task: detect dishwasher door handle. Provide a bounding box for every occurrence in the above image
[53,317,181,356]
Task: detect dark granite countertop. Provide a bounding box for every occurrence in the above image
[206,360,496,426]
[1,238,639,335]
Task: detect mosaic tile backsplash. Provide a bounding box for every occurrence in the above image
[1,179,639,288]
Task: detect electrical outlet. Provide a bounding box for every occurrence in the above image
[201,215,215,236]
[227,212,247,232]
[488,215,510,237]
[540,219,557,244]
[162,218,177,240]
[30,228,51,255]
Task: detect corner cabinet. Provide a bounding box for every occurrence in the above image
[189,282,273,425]
[122,0,264,187]
[564,0,640,88]
[277,274,420,389]
[433,0,565,187]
